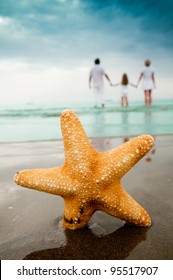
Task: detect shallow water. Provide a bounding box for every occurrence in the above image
[0,99,173,142]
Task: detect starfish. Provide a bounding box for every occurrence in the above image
[14,109,154,230]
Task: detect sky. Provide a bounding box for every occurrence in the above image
[0,0,173,104]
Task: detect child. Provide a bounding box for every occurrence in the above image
[112,73,136,107]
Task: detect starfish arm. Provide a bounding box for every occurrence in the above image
[60,110,97,171]
[98,182,151,227]
[14,166,76,197]
[103,135,154,179]
[62,198,95,230]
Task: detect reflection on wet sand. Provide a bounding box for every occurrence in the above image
[145,137,156,162]
[92,112,106,137]
[123,137,129,143]
[121,111,129,126]
[24,220,148,260]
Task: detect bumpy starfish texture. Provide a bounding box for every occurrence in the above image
[14,109,154,230]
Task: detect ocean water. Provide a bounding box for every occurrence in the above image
[0,99,173,142]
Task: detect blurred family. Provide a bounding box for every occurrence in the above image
[89,58,156,108]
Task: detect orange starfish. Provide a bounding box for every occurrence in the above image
[14,109,154,230]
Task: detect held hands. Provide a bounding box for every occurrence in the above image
[132,85,137,88]
[108,80,118,86]
[110,83,120,87]
[130,83,137,88]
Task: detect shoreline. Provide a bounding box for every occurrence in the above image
[1,100,173,143]
[0,134,173,259]
[1,132,173,145]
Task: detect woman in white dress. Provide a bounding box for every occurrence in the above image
[137,59,156,106]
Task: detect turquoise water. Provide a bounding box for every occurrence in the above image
[0,99,173,142]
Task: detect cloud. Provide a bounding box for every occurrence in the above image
[0,0,173,104]
[0,0,173,65]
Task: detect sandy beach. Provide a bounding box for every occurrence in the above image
[0,135,173,260]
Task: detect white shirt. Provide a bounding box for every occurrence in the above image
[89,65,105,89]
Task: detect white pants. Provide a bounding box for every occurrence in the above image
[93,87,105,107]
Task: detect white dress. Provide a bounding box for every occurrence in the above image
[141,66,154,90]
[120,85,128,97]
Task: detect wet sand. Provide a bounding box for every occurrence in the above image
[0,135,173,260]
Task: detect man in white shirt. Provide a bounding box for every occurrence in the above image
[89,58,112,108]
